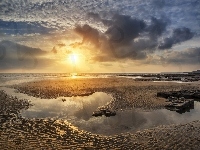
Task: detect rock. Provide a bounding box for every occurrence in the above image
[92,109,116,117]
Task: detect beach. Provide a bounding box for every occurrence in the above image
[1,0,200,148]
[1,75,200,149]
[12,77,200,110]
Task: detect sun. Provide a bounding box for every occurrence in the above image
[68,53,79,65]
[65,53,86,73]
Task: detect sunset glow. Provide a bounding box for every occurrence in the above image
[68,54,80,65]
[1,1,200,149]
[0,0,199,73]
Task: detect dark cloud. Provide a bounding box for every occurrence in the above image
[106,14,146,44]
[74,15,155,61]
[147,17,168,39]
[133,39,158,51]
[159,27,194,49]
[95,14,149,60]
[0,40,49,70]
[158,37,173,50]
[102,14,170,60]
[173,27,194,43]
[161,47,200,65]
[74,24,100,47]
[74,13,195,63]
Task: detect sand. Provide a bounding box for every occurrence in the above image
[1,78,200,149]
[1,96,200,149]
[12,77,200,110]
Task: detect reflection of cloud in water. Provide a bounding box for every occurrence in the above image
[74,93,111,120]
[1,87,200,135]
[21,92,111,120]
[74,103,200,135]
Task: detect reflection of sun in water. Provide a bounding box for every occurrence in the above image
[71,73,77,78]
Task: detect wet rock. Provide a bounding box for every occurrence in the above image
[92,108,116,117]
[157,90,200,99]
[157,90,197,113]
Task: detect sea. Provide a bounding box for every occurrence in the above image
[0,73,143,86]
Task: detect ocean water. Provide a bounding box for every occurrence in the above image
[0,73,109,85]
[0,73,189,87]
[0,73,143,86]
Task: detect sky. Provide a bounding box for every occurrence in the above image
[0,0,200,73]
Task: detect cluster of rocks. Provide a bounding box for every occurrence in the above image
[92,106,116,117]
[157,90,200,113]
[133,73,200,82]
[165,97,194,113]
[157,90,200,99]
[135,77,200,82]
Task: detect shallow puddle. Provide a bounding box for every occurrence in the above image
[21,92,112,121]
[0,87,111,120]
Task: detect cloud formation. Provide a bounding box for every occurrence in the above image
[106,14,146,44]
[74,24,100,47]
[1,0,199,34]
[0,40,49,71]
[159,27,194,49]
[163,47,200,65]
[75,13,195,63]
[0,0,199,72]
[0,19,52,35]
[147,17,168,39]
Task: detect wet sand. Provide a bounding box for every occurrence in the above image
[1,78,200,149]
